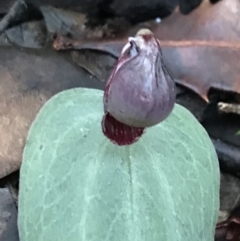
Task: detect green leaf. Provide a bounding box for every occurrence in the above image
[18,88,220,241]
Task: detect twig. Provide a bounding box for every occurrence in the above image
[0,0,27,35]
[218,102,240,115]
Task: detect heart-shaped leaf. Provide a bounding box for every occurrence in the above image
[18,88,220,241]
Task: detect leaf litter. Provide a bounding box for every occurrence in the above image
[53,0,240,102]
[0,0,240,240]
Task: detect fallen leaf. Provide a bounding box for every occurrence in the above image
[211,138,240,178]
[25,0,177,25]
[0,0,16,15]
[0,32,10,47]
[0,47,105,179]
[202,99,240,145]
[54,0,240,101]
[219,173,240,221]
[5,20,47,48]
[0,188,18,241]
[39,6,87,39]
[71,50,116,82]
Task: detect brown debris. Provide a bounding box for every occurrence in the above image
[0,1,27,35]
[5,20,47,48]
[52,0,240,102]
[0,0,16,14]
[0,47,105,179]
[0,188,18,241]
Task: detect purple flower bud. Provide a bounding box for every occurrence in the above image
[102,29,176,146]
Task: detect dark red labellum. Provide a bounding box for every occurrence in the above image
[102,113,145,146]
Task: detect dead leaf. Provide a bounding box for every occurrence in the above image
[39,6,87,39]
[54,0,240,101]
[215,173,240,240]
[25,0,177,25]
[0,32,10,47]
[0,47,105,179]
[215,172,240,241]
[0,1,28,35]
[0,0,16,14]
[219,173,240,221]
[211,138,240,178]
[5,20,47,48]
[0,188,18,241]
[71,50,116,82]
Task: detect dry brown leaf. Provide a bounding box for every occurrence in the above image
[5,20,47,48]
[0,187,18,241]
[0,47,105,178]
[39,6,87,39]
[0,0,16,14]
[220,173,240,221]
[54,0,240,101]
[150,0,240,101]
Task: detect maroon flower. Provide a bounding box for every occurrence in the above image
[102,29,175,146]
